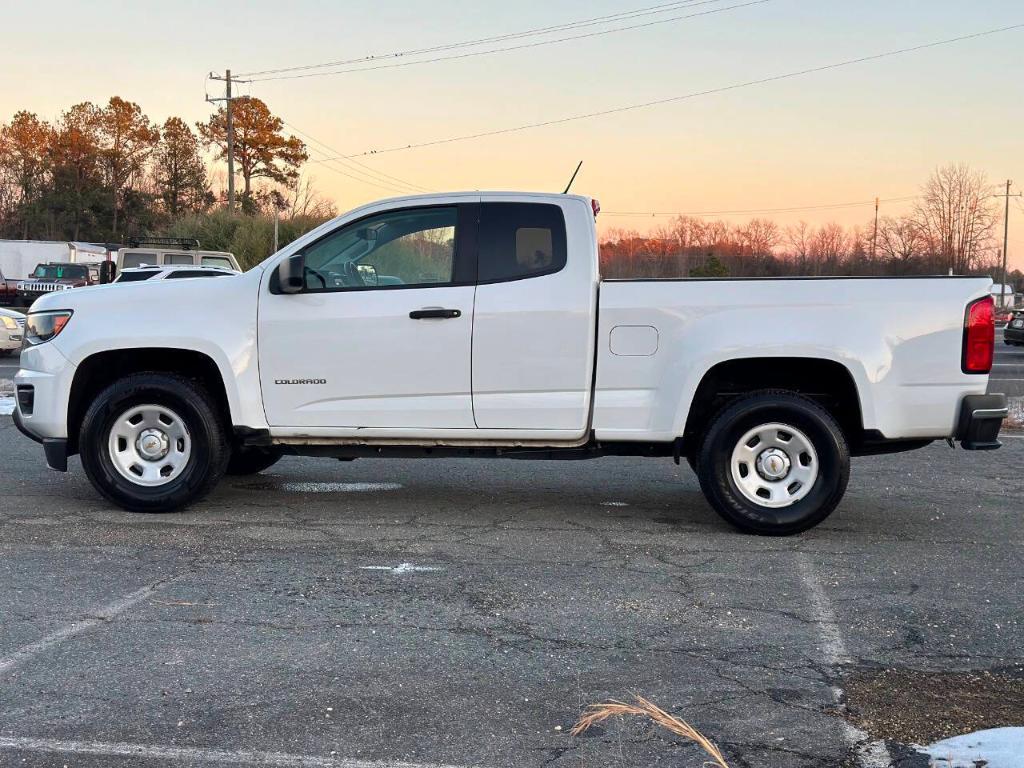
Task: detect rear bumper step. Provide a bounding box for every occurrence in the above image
[955,394,1007,450]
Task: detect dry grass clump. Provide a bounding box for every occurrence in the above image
[571,694,730,768]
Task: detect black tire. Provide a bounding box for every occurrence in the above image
[226,446,284,476]
[695,390,850,536]
[79,373,230,513]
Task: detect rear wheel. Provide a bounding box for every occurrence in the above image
[695,391,849,535]
[227,446,284,476]
[80,373,229,513]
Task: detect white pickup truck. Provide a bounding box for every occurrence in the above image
[12,192,1007,534]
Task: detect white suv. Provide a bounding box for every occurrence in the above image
[113,265,239,283]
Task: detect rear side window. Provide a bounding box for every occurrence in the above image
[165,253,194,265]
[477,203,567,283]
[202,256,234,269]
[120,252,148,269]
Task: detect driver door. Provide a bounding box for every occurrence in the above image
[258,204,478,430]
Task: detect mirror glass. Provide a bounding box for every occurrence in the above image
[356,264,379,286]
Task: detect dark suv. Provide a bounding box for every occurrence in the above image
[16,262,100,305]
[1006,308,1024,346]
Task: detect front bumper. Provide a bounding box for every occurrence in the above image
[955,393,1007,450]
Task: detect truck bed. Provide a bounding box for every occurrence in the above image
[593,276,992,442]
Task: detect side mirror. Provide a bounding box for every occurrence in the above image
[278,253,305,294]
[99,261,117,284]
[356,263,378,286]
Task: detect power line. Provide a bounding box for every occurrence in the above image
[237,0,726,78]
[313,22,1024,159]
[602,196,919,217]
[245,0,768,82]
[281,120,433,194]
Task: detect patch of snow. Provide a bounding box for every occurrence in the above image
[601,501,629,507]
[0,380,14,415]
[359,563,443,575]
[1007,396,1024,429]
[919,727,1024,768]
[280,482,402,493]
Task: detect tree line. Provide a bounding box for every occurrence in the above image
[601,163,1021,288]
[0,96,336,268]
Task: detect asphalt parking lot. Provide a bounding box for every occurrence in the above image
[2,334,1023,768]
[1,368,1022,768]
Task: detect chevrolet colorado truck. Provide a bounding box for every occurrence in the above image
[12,192,1008,535]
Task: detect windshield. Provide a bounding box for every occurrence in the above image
[32,264,88,280]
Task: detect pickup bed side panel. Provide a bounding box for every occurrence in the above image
[593,278,993,442]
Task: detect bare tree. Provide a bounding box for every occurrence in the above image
[810,222,849,275]
[785,221,812,272]
[913,163,998,273]
[877,215,925,272]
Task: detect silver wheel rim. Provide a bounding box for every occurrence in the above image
[730,422,818,508]
[107,404,192,487]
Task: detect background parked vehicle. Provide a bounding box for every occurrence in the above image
[0,307,25,356]
[16,262,103,305]
[0,274,20,306]
[115,238,239,273]
[0,241,115,305]
[1005,309,1024,346]
[114,265,240,283]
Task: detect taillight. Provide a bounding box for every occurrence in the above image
[962,296,994,374]
[591,198,601,218]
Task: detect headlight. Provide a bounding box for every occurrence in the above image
[25,310,73,345]
[0,316,17,331]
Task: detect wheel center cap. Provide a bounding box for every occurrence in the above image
[137,429,170,461]
[756,448,791,481]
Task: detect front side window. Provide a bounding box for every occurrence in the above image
[478,203,567,282]
[300,207,457,291]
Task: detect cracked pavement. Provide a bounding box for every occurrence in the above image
[0,415,1021,767]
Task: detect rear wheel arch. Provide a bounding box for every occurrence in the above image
[681,357,865,454]
[67,348,233,454]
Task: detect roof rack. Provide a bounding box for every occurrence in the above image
[126,237,201,250]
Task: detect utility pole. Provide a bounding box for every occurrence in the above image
[206,70,248,212]
[995,180,1022,308]
[871,197,879,260]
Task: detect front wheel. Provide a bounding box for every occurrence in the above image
[80,373,230,513]
[695,391,850,536]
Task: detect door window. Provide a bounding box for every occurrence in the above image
[477,203,567,283]
[298,207,458,292]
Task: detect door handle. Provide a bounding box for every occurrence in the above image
[409,308,461,320]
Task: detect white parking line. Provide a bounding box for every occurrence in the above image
[0,578,172,675]
[796,553,892,768]
[0,737,480,768]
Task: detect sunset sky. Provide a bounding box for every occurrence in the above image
[4,0,1022,267]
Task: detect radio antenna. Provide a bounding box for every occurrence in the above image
[562,161,583,194]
